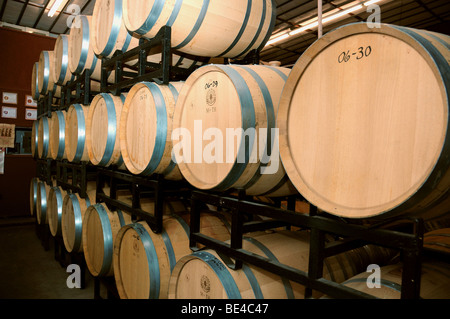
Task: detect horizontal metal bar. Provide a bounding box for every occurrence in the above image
[192,233,377,299]
[242,220,291,233]
[191,191,420,250]
[97,193,155,220]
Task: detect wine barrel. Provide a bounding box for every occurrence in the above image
[53,34,75,86]
[86,93,126,167]
[172,64,297,196]
[340,261,450,299]
[277,23,450,219]
[36,181,53,225]
[48,186,69,237]
[82,202,134,277]
[38,50,56,95]
[31,62,40,100]
[31,120,39,159]
[62,189,96,253]
[49,111,67,160]
[65,104,90,163]
[168,230,395,299]
[91,0,207,69]
[30,177,39,216]
[91,0,139,59]
[424,228,450,254]
[37,117,50,159]
[122,0,276,58]
[68,15,102,80]
[113,210,231,299]
[119,81,183,179]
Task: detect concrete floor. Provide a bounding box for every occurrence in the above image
[0,220,95,299]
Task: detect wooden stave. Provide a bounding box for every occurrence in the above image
[424,228,450,254]
[119,81,184,179]
[86,93,127,167]
[113,210,231,299]
[173,64,297,196]
[121,0,276,58]
[277,22,450,220]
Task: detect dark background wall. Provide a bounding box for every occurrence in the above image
[0,27,55,218]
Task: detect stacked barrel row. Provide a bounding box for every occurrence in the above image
[29,0,450,299]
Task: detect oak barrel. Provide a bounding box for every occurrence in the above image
[82,202,133,277]
[37,117,50,159]
[49,111,67,160]
[277,23,450,219]
[168,230,395,299]
[173,64,297,196]
[65,104,90,163]
[29,177,39,216]
[68,15,102,80]
[91,0,206,68]
[31,62,40,100]
[53,34,75,85]
[113,210,231,299]
[119,81,184,179]
[31,120,39,159]
[62,189,96,253]
[122,0,276,58]
[340,261,450,299]
[424,228,450,254]
[86,93,127,167]
[38,50,56,95]
[91,0,139,59]
[36,181,54,225]
[48,186,69,237]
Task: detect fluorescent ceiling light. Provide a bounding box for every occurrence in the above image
[364,0,382,5]
[265,33,290,46]
[265,2,370,46]
[290,4,363,36]
[48,0,68,18]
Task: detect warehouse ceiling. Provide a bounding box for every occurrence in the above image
[0,0,449,66]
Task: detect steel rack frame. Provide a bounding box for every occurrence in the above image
[99,25,210,96]
[95,167,191,234]
[37,91,54,118]
[189,190,426,299]
[36,158,56,185]
[94,277,120,299]
[56,160,97,199]
[60,70,100,109]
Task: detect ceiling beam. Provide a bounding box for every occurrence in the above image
[15,0,29,25]
[0,0,8,21]
[413,0,444,23]
[33,0,51,29]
